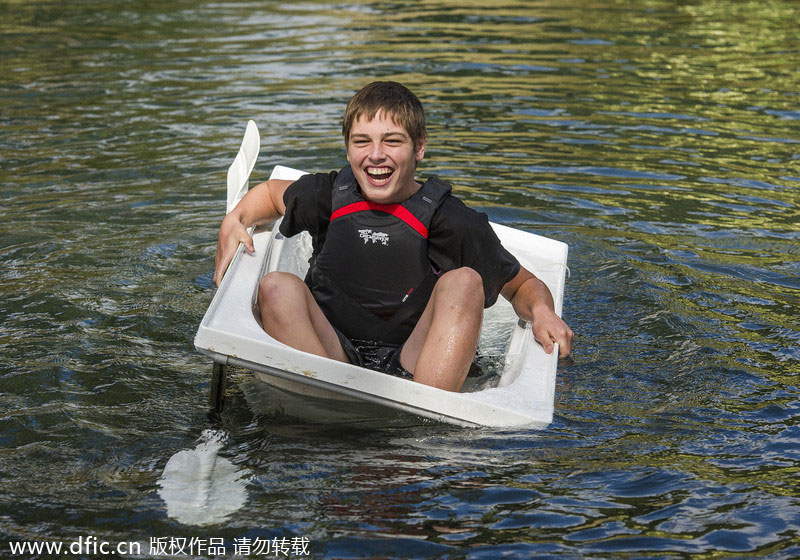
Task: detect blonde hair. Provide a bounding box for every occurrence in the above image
[342,81,426,149]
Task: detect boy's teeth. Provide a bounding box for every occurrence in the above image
[368,168,392,178]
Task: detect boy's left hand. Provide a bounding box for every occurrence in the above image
[532,307,573,358]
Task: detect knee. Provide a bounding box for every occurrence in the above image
[440,267,483,292]
[257,272,304,313]
[437,267,484,307]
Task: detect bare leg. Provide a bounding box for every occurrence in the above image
[257,272,348,363]
[399,267,484,392]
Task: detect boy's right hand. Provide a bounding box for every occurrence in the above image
[213,216,254,287]
[211,178,293,287]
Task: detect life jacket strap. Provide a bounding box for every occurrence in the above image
[330,201,429,238]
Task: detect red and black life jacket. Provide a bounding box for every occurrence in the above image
[308,165,452,345]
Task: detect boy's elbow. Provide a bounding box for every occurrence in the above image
[501,267,535,302]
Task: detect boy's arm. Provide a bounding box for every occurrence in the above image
[501,266,573,357]
[213,178,293,287]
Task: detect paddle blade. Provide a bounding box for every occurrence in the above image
[157,429,249,526]
[226,120,260,214]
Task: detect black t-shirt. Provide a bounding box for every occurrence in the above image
[279,170,520,308]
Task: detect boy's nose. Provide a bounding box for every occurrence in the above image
[369,143,385,160]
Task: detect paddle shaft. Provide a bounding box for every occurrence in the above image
[210,122,259,413]
[209,361,227,413]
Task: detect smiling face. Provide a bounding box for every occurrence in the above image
[346,110,426,204]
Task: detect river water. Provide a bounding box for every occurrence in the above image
[1,0,798,558]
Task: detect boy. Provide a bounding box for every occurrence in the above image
[213,81,572,392]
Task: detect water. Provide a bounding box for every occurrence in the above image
[1,0,798,557]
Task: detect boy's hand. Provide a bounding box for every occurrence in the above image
[531,304,573,358]
[503,267,574,358]
[213,216,254,287]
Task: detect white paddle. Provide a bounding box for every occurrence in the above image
[157,429,249,526]
[226,119,260,214]
[158,122,262,526]
[211,121,261,413]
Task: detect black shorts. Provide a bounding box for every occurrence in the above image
[333,328,414,380]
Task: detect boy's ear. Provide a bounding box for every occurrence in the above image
[415,137,426,162]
